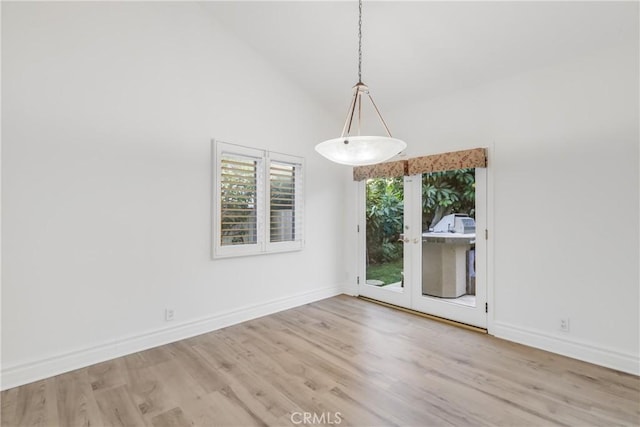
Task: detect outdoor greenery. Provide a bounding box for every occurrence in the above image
[366,259,403,285]
[365,169,475,285]
[365,177,404,266]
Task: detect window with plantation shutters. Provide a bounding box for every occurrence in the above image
[213,141,304,258]
[220,156,260,246]
[267,153,304,251]
[270,162,295,242]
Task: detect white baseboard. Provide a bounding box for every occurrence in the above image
[1,285,347,391]
[492,321,640,376]
[342,283,358,296]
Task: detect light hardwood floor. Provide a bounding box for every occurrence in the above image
[2,295,639,426]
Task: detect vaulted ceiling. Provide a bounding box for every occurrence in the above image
[203,1,637,119]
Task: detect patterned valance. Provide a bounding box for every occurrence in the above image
[407,148,487,175]
[353,148,487,180]
[353,160,408,181]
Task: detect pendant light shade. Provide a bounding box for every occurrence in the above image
[315,136,406,166]
[315,0,406,166]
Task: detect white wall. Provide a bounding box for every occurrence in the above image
[1,2,349,389]
[348,42,639,374]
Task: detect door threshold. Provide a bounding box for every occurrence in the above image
[357,296,487,334]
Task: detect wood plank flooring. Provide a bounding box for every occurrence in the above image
[1,295,639,426]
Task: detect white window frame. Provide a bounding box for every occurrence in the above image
[212,140,304,259]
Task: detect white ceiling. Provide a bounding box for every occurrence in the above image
[203,1,638,119]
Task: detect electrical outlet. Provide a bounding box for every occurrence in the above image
[165,308,175,321]
[559,318,570,332]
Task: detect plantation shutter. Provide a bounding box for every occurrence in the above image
[220,155,263,247]
[213,140,304,258]
[270,162,296,242]
[267,154,304,250]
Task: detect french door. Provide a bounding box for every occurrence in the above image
[358,169,487,329]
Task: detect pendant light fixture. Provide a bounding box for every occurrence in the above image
[315,0,406,166]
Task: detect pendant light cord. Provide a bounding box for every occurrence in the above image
[341,0,393,139]
[358,0,363,83]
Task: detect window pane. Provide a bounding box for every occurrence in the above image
[270,162,296,242]
[220,156,258,246]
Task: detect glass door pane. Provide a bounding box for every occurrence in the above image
[421,168,476,307]
[359,176,412,308]
[366,177,404,290]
